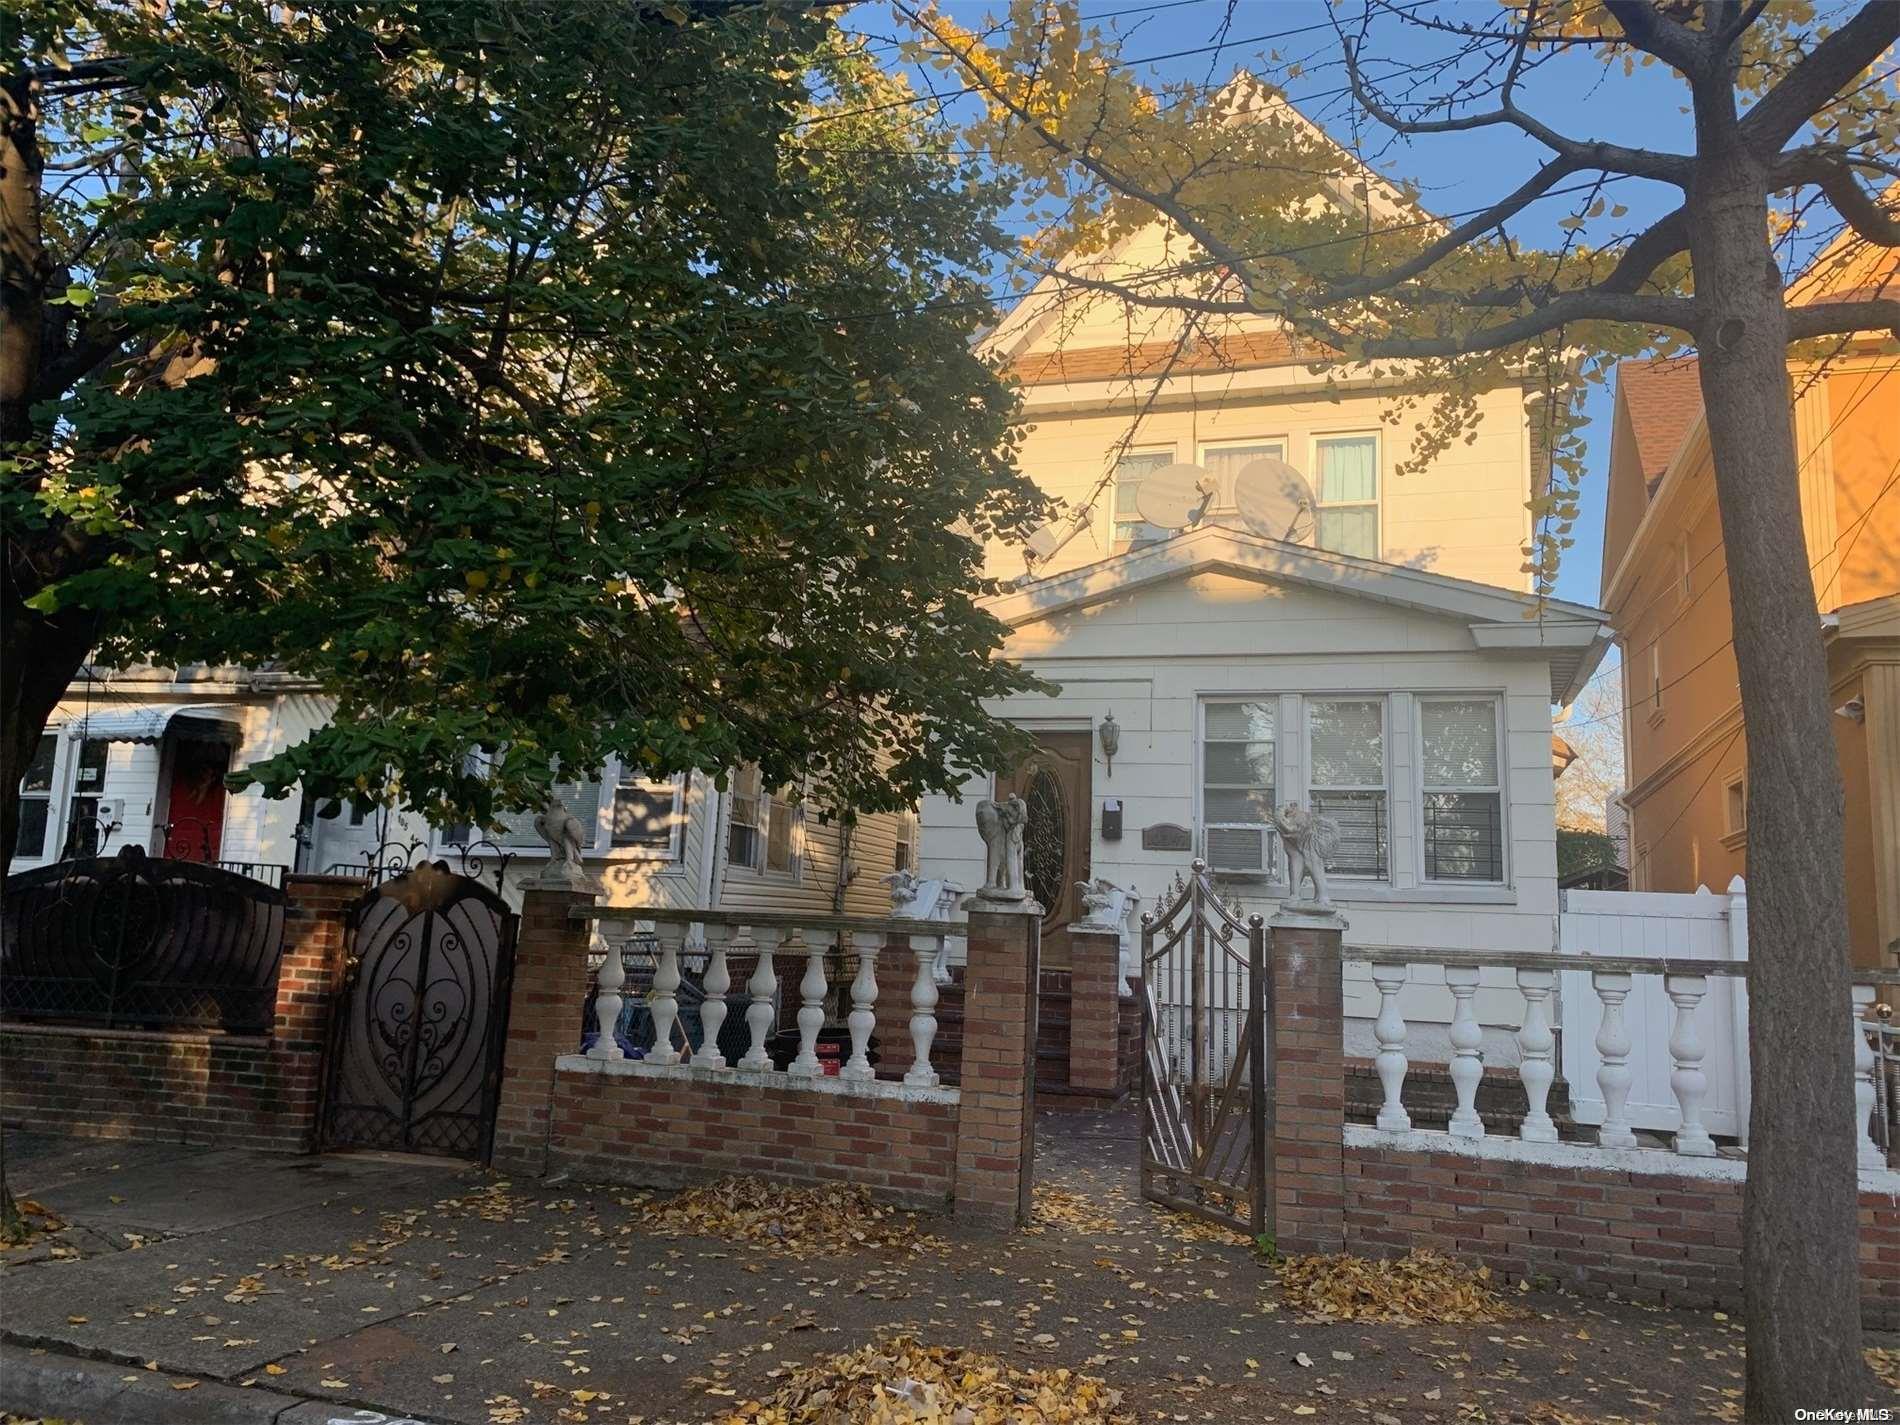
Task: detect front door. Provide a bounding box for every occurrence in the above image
[162,740,230,861]
[1000,730,1092,968]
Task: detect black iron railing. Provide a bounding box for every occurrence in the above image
[1,847,289,1033]
[320,839,515,894]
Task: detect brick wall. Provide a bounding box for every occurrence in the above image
[491,885,596,1176]
[0,874,359,1152]
[1342,1139,1900,1329]
[952,909,1040,1227]
[1067,927,1122,1097]
[550,1061,958,1210]
[1270,913,1346,1254]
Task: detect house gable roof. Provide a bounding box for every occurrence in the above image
[984,523,1610,703]
[1616,357,1704,496]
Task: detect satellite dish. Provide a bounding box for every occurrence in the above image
[1134,463,1216,531]
[1023,523,1063,565]
[1233,457,1316,544]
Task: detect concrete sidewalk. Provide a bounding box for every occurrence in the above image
[0,1116,1804,1424]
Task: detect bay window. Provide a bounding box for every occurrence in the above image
[1419,697,1504,882]
[1313,434,1379,559]
[1201,700,1279,877]
[1306,698,1387,878]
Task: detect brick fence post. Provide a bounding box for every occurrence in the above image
[492,884,599,1176]
[276,874,367,1151]
[954,907,1040,1227]
[1269,908,1346,1254]
[1067,924,1123,1098]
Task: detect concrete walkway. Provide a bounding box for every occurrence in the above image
[0,1115,1843,1423]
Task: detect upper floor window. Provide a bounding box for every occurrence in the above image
[1199,440,1286,510]
[14,734,57,860]
[893,808,920,873]
[1307,697,1388,878]
[1202,700,1278,876]
[1419,697,1504,882]
[727,765,804,878]
[1112,449,1176,550]
[1313,434,1379,559]
[1724,776,1747,836]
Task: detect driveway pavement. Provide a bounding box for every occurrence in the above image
[0,1114,1873,1423]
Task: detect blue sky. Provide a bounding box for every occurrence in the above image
[851,0,1714,609]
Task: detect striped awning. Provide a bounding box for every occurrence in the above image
[60,703,244,745]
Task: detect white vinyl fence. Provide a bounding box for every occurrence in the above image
[1558,878,1751,1142]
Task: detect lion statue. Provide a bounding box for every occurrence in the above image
[1269,801,1342,909]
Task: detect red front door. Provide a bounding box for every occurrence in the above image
[163,741,230,861]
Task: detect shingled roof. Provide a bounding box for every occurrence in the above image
[1616,356,1704,496]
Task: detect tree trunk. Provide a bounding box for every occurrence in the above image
[1687,152,1869,1414]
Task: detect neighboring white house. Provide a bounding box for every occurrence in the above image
[15,667,915,921]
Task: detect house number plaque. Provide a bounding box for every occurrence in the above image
[1140,822,1192,852]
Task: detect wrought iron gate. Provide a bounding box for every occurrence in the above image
[1139,861,1271,1238]
[323,862,518,1160]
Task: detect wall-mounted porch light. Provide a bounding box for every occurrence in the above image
[1099,713,1120,778]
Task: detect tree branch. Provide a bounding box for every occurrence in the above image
[1740,0,1900,156]
[1599,207,1691,293]
[1345,290,1695,359]
[1343,36,1694,184]
[1787,298,1900,340]
[1601,0,1709,79]
[1773,151,1900,246]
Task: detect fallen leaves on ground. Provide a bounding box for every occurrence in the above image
[1277,1249,1525,1325]
[642,1177,937,1259]
[1870,1347,1900,1391]
[718,1335,1131,1424]
[1029,1186,1124,1237]
[1,1198,67,1249]
[1146,1204,1251,1248]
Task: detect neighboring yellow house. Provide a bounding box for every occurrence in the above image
[1601,239,1900,967]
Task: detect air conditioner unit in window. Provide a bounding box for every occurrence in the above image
[1205,826,1273,878]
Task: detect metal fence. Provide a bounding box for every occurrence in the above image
[1,847,289,1033]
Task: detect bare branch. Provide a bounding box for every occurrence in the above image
[1347,290,1694,359]
[1324,154,1583,301]
[1599,207,1691,293]
[1740,0,1900,156]
[1787,298,1900,340]
[1601,0,1709,78]
[1342,37,1694,184]
[1773,151,1900,246]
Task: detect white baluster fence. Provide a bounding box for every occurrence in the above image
[573,907,956,1098]
[1347,945,1899,1173]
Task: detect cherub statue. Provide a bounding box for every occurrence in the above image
[533,795,590,887]
[1269,801,1342,910]
[973,793,1029,898]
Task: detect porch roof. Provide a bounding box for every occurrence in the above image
[54,702,245,745]
[984,523,1613,705]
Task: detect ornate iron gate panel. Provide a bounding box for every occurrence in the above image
[324,863,518,1160]
[1139,860,1270,1238]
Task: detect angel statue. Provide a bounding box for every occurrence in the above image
[973,793,1029,899]
[1269,801,1342,911]
[532,795,592,888]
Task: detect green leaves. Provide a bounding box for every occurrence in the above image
[10,1,1049,827]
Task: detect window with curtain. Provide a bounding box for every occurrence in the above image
[1112,449,1176,549]
[1307,698,1387,878]
[443,750,604,851]
[14,734,56,859]
[1313,435,1379,559]
[1201,700,1278,875]
[1420,697,1504,882]
[1199,440,1285,509]
[894,809,920,873]
[727,764,764,869]
[764,784,804,876]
